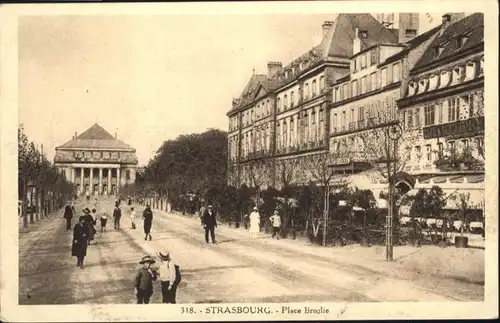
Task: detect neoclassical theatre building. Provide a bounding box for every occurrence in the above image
[54,124,138,196]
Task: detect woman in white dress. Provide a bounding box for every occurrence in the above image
[246,207,261,239]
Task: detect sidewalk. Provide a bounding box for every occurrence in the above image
[161,209,484,300]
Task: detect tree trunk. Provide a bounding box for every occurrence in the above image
[29,187,34,224]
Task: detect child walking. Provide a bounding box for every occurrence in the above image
[100,210,108,232]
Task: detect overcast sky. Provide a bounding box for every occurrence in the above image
[19,13,444,166]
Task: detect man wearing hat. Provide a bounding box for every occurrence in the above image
[113,201,122,230]
[63,201,74,230]
[143,204,154,241]
[202,205,217,244]
[71,215,89,268]
[134,255,157,304]
[269,209,282,239]
[157,251,180,303]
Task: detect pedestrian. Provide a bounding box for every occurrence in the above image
[100,210,108,232]
[128,196,132,206]
[83,208,95,244]
[86,191,90,201]
[71,215,89,269]
[134,255,157,304]
[269,209,282,239]
[63,201,74,230]
[202,205,217,244]
[71,201,75,215]
[113,201,122,230]
[93,197,98,210]
[143,205,153,241]
[156,250,181,304]
[90,208,98,243]
[246,206,261,239]
[199,202,206,223]
[130,207,137,229]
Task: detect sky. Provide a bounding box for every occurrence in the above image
[19,13,444,166]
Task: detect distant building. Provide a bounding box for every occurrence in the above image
[54,123,138,196]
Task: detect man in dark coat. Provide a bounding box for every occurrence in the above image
[143,205,153,241]
[202,205,217,244]
[113,202,122,230]
[63,201,74,230]
[72,216,89,268]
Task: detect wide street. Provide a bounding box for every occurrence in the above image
[19,197,484,305]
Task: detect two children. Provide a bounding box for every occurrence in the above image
[134,251,181,304]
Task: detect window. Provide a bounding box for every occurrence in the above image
[320,76,325,91]
[284,94,288,109]
[370,49,377,65]
[415,146,422,160]
[392,62,400,82]
[353,58,357,72]
[313,80,318,96]
[283,121,288,147]
[461,139,469,150]
[448,97,459,122]
[290,117,295,144]
[332,113,338,132]
[334,87,340,102]
[341,111,346,131]
[417,79,428,94]
[350,108,355,123]
[380,68,387,87]
[408,81,417,96]
[465,61,476,80]
[277,98,281,112]
[479,57,484,75]
[437,102,444,124]
[452,66,462,84]
[414,108,421,128]
[351,80,358,97]
[448,140,456,155]
[361,76,367,94]
[343,84,349,100]
[429,74,438,90]
[290,91,295,107]
[426,144,432,162]
[440,70,450,88]
[276,124,280,148]
[424,105,435,126]
[459,35,468,47]
[407,109,413,128]
[360,54,367,69]
[304,83,309,99]
[311,110,316,125]
[370,72,377,91]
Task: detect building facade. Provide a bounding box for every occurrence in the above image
[54,123,138,196]
[227,13,419,189]
[226,12,484,210]
[397,12,484,208]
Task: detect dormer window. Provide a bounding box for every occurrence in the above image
[428,74,438,90]
[458,35,469,48]
[465,61,476,80]
[434,45,444,58]
[439,70,450,88]
[359,30,368,38]
[408,81,417,96]
[405,29,417,37]
[451,65,463,84]
[417,78,428,94]
[285,70,290,78]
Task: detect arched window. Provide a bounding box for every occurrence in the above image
[439,70,450,88]
[465,61,476,80]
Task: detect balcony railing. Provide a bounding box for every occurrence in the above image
[348,122,357,131]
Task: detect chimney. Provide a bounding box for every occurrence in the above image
[398,13,420,43]
[441,13,465,31]
[267,61,283,79]
[353,27,361,55]
[322,21,334,38]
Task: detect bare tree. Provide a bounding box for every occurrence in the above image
[247,156,273,206]
[302,149,350,246]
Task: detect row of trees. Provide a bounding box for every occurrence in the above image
[18,124,75,228]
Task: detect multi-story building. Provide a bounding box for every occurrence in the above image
[227,13,419,189]
[397,12,484,208]
[54,123,138,196]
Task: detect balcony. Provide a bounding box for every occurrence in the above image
[357,119,366,129]
[348,122,357,132]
